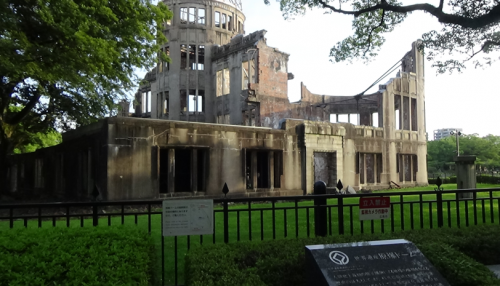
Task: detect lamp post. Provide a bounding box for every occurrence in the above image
[449,130,462,156]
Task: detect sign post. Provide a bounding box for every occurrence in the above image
[359,197,391,221]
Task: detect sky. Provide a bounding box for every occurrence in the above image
[144,0,500,138]
[241,0,500,138]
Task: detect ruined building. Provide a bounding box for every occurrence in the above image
[7,0,427,201]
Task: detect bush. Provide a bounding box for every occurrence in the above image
[0,226,156,286]
[186,225,500,286]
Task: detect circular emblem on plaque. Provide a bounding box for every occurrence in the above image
[329,251,349,265]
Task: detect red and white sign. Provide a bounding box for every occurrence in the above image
[359,197,391,221]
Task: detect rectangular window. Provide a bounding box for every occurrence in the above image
[180,90,187,112]
[180,44,187,69]
[238,21,241,32]
[245,150,283,189]
[242,60,256,89]
[180,7,188,24]
[158,91,169,115]
[228,16,232,30]
[222,14,226,29]
[216,70,223,97]
[189,45,196,70]
[411,98,418,131]
[142,92,151,113]
[189,7,195,24]
[215,12,220,28]
[188,89,205,112]
[223,68,230,95]
[198,8,205,24]
[158,46,170,72]
[197,45,205,70]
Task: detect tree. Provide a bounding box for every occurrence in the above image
[0,0,172,194]
[265,0,500,73]
[6,105,61,154]
[427,134,500,175]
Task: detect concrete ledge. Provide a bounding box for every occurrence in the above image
[454,155,476,163]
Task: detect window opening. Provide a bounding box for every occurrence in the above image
[274,152,282,188]
[159,149,169,193]
[228,16,232,30]
[257,152,269,188]
[222,14,226,29]
[197,45,205,70]
[188,89,203,112]
[349,113,359,125]
[215,12,220,28]
[180,90,187,112]
[189,45,196,70]
[403,96,410,130]
[394,94,401,130]
[180,8,188,24]
[175,149,191,192]
[223,68,230,95]
[180,44,187,69]
[411,98,418,131]
[198,8,205,24]
[216,71,223,97]
[142,91,151,113]
[372,112,379,127]
[338,114,348,123]
[189,7,196,24]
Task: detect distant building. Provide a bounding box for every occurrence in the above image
[434,128,462,140]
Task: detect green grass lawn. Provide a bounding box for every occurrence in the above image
[1,183,500,285]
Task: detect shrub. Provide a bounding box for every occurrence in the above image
[0,226,156,286]
[186,226,500,286]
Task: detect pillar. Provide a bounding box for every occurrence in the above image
[455,155,476,199]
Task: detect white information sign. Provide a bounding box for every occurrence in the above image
[359,197,391,221]
[162,199,213,237]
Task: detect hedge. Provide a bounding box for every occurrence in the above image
[429,175,500,185]
[186,225,500,286]
[0,226,156,286]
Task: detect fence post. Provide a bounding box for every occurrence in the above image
[314,181,327,237]
[338,196,344,235]
[222,183,229,243]
[436,192,443,228]
[92,203,99,227]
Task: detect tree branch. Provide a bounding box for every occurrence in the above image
[466,40,500,61]
[317,1,500,29]
[5,88,42,125]
[438,0,444,11]
[363,10,386,56]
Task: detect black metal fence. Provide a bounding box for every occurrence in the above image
[1,187,500,285]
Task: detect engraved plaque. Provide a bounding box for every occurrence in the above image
[305,239,449,286]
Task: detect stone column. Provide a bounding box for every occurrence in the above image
[455,155,476,199]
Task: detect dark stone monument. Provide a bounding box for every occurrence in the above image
[305,239,449,286]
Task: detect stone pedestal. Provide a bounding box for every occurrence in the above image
[455,155,476,199]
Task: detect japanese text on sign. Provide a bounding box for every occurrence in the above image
[162,199,213,236]
[359,197,391,221]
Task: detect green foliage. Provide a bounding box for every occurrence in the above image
[0,226,156,285]
[186,225,500,286]
[265,0,500,72]
[428,134,500,173]
[0,0,172,166]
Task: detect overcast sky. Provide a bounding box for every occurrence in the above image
[241,1,500,138]
[144,0,500,138]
